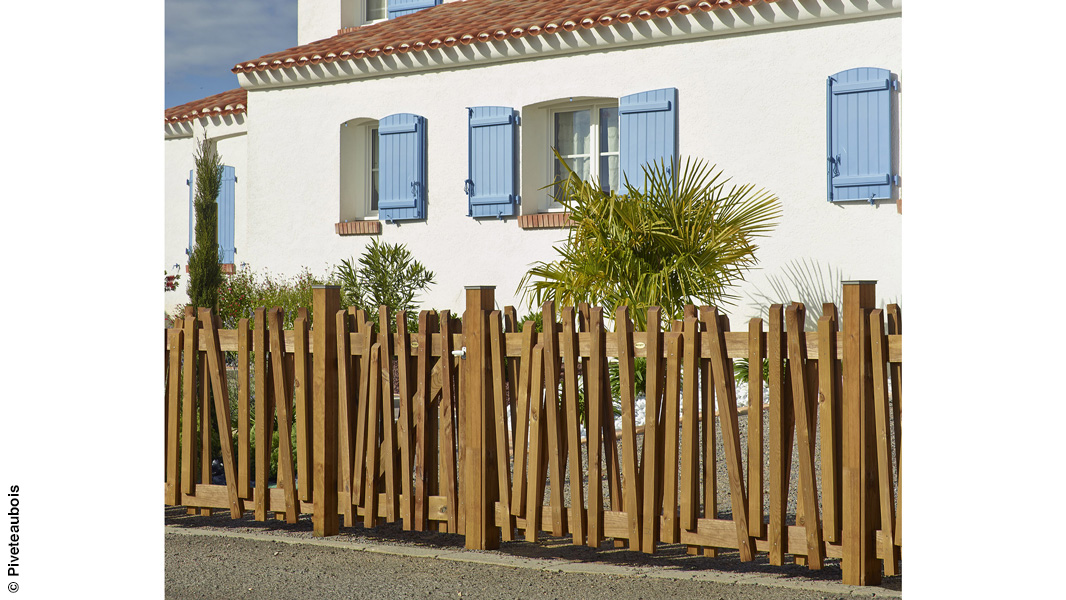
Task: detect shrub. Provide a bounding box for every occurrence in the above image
[187,135,224,312]
[335,239,435,332]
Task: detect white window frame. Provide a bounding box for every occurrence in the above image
[546,101,619,210]
[367,126,379,217]
[364,0,388,24]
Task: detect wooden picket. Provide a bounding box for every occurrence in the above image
[165,282,903,586]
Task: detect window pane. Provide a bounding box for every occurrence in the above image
[600,107,619,153]
[554,109,591,156]
[553,156,590,201]
[366,0,386,21]
[370,128,379,211]
[600,155,619,193]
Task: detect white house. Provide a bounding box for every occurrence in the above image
[164,0,903,323]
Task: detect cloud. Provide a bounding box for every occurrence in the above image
[165,0,296,82]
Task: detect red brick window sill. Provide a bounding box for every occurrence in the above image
[336,220,382,236]
[518,212,574,230]
[185,263,236,275]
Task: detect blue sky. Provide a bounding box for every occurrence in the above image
[166,0,298,108]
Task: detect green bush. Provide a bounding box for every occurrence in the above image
[335,239,435,332]
[187,135,225,312]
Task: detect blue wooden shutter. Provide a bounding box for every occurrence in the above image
[387,0,439,19]
[187,170,194,255]
[378,113,427,222]
[466,106,518,219]
[218,165,236,263]
[827,67,897,203]
[619,87,678,192]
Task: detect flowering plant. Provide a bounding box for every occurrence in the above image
[164,268,182,292]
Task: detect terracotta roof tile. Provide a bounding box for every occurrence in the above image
[164,88,248,125]
[232,0,776,74]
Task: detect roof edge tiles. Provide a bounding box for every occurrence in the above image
[231,0,783,75]
[165,88,248,125]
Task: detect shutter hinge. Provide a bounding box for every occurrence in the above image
[234,176,238,183]
[515,115,521,126]
[891,79,900,91]
[515,195,521,205]
[893,175,900,186]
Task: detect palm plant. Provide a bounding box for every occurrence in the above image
[519,155,781,328]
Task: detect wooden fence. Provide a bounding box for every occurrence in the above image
[164,282,901,586]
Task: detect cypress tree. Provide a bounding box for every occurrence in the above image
[187,134,224,312]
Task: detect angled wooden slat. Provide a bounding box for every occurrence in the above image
[166,328,184,506]
[615,307,643,548]
[679,316,700,532]
[490,311,515,541]
[510,323,537,517]
[767,304,788,565]
[335,310,355,525]
[199,309,245,517]
[525,343,547,542]
[786,304,824,569]
[660,332,682,544]
[439,311,459,533]
[818,305,841,543]
[870,309,899,576]
[453,318,466,536]
[747,318,765,538]
[704,308,755,561]
[586,309,605,548]
[267,308,297,523]
[352,310,374,507]
[199,331,211,517]
[886,304,902,481]
[364,342,382,528]
[560,308,586,545]
[641,307,664,554]
[395,311,416,530]
[540,301,567,537]
[504,306,521,447]
[182,309,199,516]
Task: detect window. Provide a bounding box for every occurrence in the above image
[826,67,898,203]
[365,0,386,22]
[339,118,379,223]
[550,103,619,204]
[186,163,236,266]
[368,127,379,213]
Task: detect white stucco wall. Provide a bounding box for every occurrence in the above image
[164,117,248,315]
[170,5,902,326]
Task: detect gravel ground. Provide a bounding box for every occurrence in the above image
[166,529,889,600]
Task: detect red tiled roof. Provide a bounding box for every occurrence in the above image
[232,0,774,74]
[165,88,248,125]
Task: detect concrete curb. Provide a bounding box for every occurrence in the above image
[165,526,900,597]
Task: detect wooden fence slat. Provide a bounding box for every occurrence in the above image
[439,311,459,533]
[700,314,718,558]
[660,332,682,544]
[870,309,899,576]
[539,301,568,537]
[335,311,355,525]
[586,309,605,548]
[167,328,184,506]
[395,311,415,531]
[560,308,586,545]
[614,307,643,548]
[364,342,382,528]
[818,305,841,543]
[490,311,515,541]
[199,331,211,517]
[413,310,435,531]
[510,323,537,518]
[352,310,373,508]
[747,318,765,538]
[182,311,199,515]
[602,328,625,549]
[504,306,520,448]
[785,304,824,569]
[267,308,298,523]
[293,316,312,505]
[252,309,272,520]
[527,343,548,542]
[679,316,700,532]
[453,317,466,536]
[705,308,755,561]
[641,307,664,554]
[199,309,245,517]
[376,306,399,525]
[237,319,252,501]
[767,304,788,565]
[886,305,902,481]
